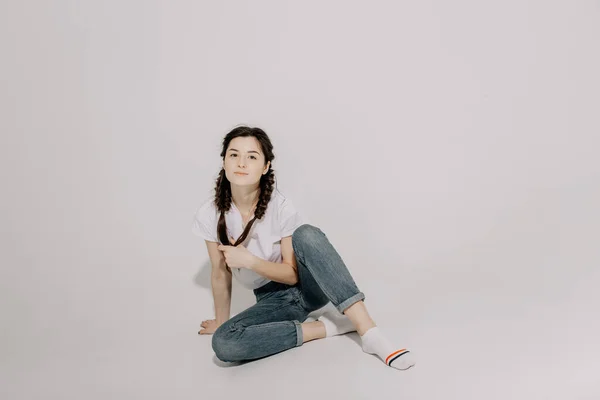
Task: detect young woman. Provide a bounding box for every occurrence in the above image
[192,126,415,370]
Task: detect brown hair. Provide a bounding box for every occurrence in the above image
[214,126,276,249]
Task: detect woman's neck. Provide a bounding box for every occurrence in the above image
[231,185,260,215]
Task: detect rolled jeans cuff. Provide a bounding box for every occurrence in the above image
[293,320,303,347]
[336,292,366,314]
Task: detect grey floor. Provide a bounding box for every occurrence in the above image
[2,273,598,400]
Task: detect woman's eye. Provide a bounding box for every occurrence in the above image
[250,156,257,160]
[230,154,237,157]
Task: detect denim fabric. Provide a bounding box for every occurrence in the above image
[212,224,365,363]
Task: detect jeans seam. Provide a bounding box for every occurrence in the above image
[244,321,296,331]
[229,319,303,349]
[297,258,339,307]
[231,301,295,331]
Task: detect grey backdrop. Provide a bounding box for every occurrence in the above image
[1,1,599,399]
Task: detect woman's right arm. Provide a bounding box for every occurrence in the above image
[205,240,232,328]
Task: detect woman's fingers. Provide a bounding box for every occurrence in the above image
[200,319,215,329]
[199,319,216,334]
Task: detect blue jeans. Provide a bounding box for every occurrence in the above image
[211,224,365,362]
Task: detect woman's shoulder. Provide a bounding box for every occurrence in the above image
[194,196,218,223]
[191,196,219,241]
[269,188,295,212]
[268,188,303,220]
[268,189,304,237]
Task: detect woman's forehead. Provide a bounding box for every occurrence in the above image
[228,137,262,153]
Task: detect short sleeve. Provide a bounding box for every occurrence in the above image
[191,199,219,242]
[279,198,305,238]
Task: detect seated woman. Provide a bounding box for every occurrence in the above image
[192,126,415,371]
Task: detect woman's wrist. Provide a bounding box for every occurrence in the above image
[248,255,260,270]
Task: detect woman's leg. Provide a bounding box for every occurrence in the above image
[291,224,370,322]
[300,320,327,342]
[212,285,322,363]
[292,224,416,370]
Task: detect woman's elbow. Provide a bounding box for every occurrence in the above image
[288,266,299,285]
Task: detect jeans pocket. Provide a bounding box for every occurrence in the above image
[290,286,304,306]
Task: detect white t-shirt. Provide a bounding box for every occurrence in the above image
[191,188,305,290]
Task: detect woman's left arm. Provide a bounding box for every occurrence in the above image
[218,236,299,285]
[249,236,298,285]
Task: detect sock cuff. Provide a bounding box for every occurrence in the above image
[320,315,336,337]
[360,326,380,339]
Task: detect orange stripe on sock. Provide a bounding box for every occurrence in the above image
[385,349,407,365]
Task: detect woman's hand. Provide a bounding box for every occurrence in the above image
[198,319,219,335]
[217,237,258,269]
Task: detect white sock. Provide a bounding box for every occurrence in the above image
[319,312,356,337]
[360,326,415,370]
[306,301,336,321]
[305,302,356,337]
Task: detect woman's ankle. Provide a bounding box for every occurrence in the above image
[301,320,326,343]
[343,300,376,336]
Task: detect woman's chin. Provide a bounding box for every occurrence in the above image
[229,177,259,186]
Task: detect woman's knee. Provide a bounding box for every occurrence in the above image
[292,224,323,246]
[212,323,243,362]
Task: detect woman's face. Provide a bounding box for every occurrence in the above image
[223,136,270,187]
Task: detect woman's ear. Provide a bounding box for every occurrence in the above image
[263,161,270,175]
